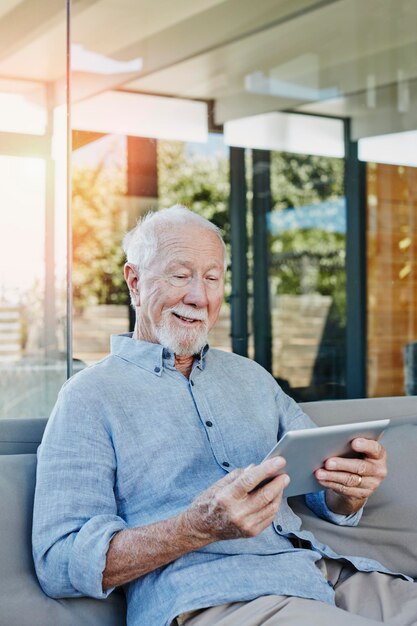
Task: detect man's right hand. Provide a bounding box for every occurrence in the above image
[181,458,289,543]
[102,457,289,589]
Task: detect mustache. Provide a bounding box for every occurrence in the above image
[166,305,208,322]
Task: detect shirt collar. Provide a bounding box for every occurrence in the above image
[197,343,209,370]
[110,333,209,375]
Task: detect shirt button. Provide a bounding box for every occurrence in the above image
[205,421,213,427]
[275,524,282,532]
[327,580,334,588]
[222,461,230,468]
[154,366,161,373]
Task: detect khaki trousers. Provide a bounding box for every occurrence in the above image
[176,560,417,626]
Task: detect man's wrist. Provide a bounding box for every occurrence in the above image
[325,489,367,516]
[176,508,215,548]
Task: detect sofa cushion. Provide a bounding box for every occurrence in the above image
[0,454,126,626]
[290,424,417,579]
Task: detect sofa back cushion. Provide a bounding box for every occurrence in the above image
[0,418,47,454]
[0,454,126,626]
[290,423,417,579]
[300,396,417,427]
[2,396,417,623]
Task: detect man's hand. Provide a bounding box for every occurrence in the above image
[182,458,289,542]
[315,437,387,515]
[103,458,288,589]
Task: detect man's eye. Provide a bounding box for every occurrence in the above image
[168,274,191,286]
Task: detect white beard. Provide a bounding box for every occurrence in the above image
[155,305,209,356]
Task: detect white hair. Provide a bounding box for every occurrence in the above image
[122,204,228,271]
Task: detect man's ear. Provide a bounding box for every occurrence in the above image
[124,263,140,306]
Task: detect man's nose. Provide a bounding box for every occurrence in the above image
[182,275,209,307]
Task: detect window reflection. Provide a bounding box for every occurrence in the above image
[268,152,346,402]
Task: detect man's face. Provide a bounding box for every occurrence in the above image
[131,224,225,356]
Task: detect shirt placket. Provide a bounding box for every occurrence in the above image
[188,369,234,472]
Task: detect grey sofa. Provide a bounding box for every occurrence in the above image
[1,396,417,625]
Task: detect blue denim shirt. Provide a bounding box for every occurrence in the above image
[33,334,392,626]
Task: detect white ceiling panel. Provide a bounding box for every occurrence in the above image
[71,0,227,56]
[72,90,208,142]
[224,112,344,157]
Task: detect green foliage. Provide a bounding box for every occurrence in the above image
[271,152,344,209]
[71,140,345,331]
[270,229,346,326]
[269,153,346,327]
[157,139,232,296]
[157,140,230,243]
[72,164,128,311]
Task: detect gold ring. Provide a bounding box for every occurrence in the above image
[357,475,362,487]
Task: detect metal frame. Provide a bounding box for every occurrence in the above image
[229,147,249,356]
[66,0,73,378]
[344,119,367,398]
[251,149,273,372]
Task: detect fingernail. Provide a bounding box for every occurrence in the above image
[272,456,285,468]
[326,460,337,469]
[355,439,365,450]
[316,469,326,479]
[283,474,290,487]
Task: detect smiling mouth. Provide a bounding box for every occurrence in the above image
[172,312,200,323]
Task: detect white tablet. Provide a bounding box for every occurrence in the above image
[261,419,390,498]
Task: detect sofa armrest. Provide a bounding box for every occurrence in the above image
[0,454,126,625]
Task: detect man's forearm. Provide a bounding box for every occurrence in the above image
[102,511,209,589]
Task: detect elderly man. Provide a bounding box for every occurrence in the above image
[33,206,417,626]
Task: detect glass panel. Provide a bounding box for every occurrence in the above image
[71,1,232,363]
[0,3,67,419]
[68,0,417,399]
[268,151,346,402]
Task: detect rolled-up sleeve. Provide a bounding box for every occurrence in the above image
[32,381,127,599]
[305,490,363,526]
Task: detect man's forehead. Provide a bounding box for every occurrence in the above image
[164,256,223,271]
[157,226,224,264]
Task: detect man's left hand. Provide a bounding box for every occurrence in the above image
[314,437,387,515]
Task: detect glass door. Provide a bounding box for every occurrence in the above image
[267,151,346,401]
[236,113,347,402]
